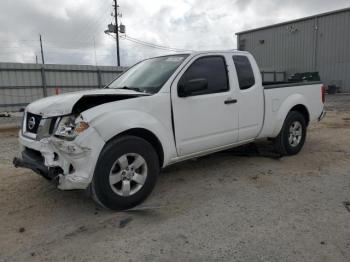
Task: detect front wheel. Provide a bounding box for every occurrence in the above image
[273,111,307,156]
[91,136,159,210]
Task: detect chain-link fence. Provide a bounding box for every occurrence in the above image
[0,63,127,112]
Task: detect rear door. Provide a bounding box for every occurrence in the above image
[232,54,264,140]
[171,54,239,156]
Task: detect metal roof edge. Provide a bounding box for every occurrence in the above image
[235,7,350,35]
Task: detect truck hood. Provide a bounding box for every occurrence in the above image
[26,88,149,117]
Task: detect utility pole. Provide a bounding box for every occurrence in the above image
[39,34,45,64]
[113,0,120,66]
[105,1,125,66]
[93,37,98,66]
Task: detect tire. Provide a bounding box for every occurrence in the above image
[91,135,159,210]
[273,111,307,156]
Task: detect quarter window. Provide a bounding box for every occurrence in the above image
[232,55,255,90]
[179,56,229,96]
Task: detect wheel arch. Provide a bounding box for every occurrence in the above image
[270,93,309,137]
[107,128,164,167]
[273,103,309,137]
[290,104,310,126]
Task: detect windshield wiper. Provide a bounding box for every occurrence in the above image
[107,85,152,94]
[119,86,142,92]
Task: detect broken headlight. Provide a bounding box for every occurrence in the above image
[54,114,89,140]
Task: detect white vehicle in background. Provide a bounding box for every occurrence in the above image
[14,50,326,210]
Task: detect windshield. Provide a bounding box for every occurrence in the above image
[108,54,189,94]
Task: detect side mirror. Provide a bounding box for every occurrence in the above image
[178,78,208,97]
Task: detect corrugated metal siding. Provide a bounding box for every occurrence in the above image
[237,9,350,92]
[0,63,127,111]
[238,19,317,73]
[316,11,350,90]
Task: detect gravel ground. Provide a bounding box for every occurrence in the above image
[0,112,22,127]
[0,95,349,262]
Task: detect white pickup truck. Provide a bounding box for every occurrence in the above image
[14,50,325,210]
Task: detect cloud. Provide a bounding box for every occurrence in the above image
[0,0,348,66]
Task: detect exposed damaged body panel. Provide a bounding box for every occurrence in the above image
[25,88,149,117]
[72,94,144,114]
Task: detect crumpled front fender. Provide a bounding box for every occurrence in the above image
[85,109,176,167]
[19,126,105,190]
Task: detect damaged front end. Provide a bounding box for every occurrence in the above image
[13,148,62,181]
[14,112,105,190]
[13,91,148,190]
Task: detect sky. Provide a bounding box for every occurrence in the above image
[0,0,349,67]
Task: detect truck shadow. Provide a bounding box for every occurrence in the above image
[222,142,283,159]
[45,142,282,215]
[163,141,282,174]
[159,141,284,188]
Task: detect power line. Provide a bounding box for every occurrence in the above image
[0,35,194,57]
[0,39,37,43]
[121,36,179,52]
[0,43,116,54]
[76,13,111,43]
[0,48,111,54]
[72,1,111,42]
[118,34,193,52]
[126,35,193,52]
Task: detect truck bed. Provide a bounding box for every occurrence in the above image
[258,81,324,139]
[263,81,322,89]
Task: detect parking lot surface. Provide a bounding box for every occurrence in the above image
[0,95,349,261]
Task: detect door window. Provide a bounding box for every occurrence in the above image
[232,55,255,90]
[179,56,229,96]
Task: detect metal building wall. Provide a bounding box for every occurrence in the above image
[0,63,127,112]
[316,11,350,90]
[237,8,350,92]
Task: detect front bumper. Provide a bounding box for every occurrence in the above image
[14,127,105,190]
[13,148,62,181]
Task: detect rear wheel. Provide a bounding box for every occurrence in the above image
[91,136,159,210]
[273,111,307,156]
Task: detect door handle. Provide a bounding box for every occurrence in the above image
[224,98,237,104]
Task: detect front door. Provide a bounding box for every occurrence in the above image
[171,54,239,156]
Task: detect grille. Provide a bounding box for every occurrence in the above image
[25,112,42,134]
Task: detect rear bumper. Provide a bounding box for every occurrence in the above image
[318,109,326,121]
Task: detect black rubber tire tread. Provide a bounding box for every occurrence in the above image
[91,135,159,210]
[273,111,307,156]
